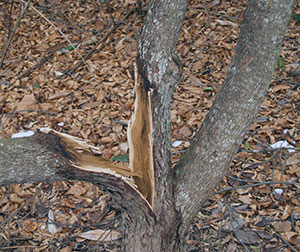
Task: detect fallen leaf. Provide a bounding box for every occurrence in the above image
[15,94,37,111]
[287,154,300,165]
[22,219,38,232]
[48,91,71,100]
[78,229,122,241]
[235,229,259,244]
[273,221,292,232]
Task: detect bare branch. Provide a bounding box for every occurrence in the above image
[173,0,295,236]
[0,0,31,69]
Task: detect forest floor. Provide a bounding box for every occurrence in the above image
[0,0,300,251]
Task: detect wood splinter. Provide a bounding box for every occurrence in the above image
[40,64,154,208]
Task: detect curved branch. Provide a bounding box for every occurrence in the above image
[173,0,295,236]
[0,132,155,219]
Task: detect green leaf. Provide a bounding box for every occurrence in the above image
[63,44,79,52]
[244,141,250,150]
[277,58,285,68]
[292,13,300,23]
[92,29,98,35]
[33,83,40,88]
[111,155,129,162]
[56,12,65,18]
[203,86,213,91]
[250,245,259,252]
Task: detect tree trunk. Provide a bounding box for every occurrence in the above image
[0,0,294,251]
[173,0,295,238]
[130,0,295,250]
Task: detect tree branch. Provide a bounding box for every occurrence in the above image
[0,133,67,185]
[0,132,155,220]
[173,0,295,236]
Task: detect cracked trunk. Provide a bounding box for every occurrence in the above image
[0,0,294,251]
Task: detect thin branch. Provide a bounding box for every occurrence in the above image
[273,231,298,252]
[18,54,54,79]
[64,8,136,75]
[244,148,281,165]
[7,0,14,38]
[216,180,300,194]
[63,22,115,75]
[226,203,251,252]
[0,0,31,69]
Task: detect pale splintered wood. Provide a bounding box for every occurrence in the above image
[40,128,139,178]
[127,64,154,207]
[40,64,155,207]
[40,127,154,211]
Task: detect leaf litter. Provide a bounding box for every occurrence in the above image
[0,0,299,251]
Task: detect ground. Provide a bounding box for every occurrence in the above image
[0,0,299,251]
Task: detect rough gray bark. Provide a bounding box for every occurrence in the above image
[173,0,295,239]
[133,0,294,250]
[128,0,189,251]
[0,0,295,251]
[0,133,68,185]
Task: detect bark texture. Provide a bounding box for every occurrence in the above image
[173,0,295,238]
[126,0,188,251]
[0,133,69,185]
[0,132,155,227]
[0,0,295,251]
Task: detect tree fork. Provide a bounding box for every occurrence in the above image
[0,0,295,251]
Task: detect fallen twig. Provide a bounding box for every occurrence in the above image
[216,180,300,194]
[0,0,31,69]
[18,54,54,79]
[273,230,298,252]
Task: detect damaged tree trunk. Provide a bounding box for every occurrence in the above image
[0,0,294,251]
[124,0,295,250]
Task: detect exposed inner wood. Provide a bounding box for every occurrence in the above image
[40,128,138,177]
[40,65,155,207]
[127,64,154,207]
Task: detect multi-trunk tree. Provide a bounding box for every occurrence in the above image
[0,0,295,251]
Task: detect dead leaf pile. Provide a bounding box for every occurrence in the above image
[0,0,299,251]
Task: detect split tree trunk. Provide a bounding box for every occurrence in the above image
[126,0,294,250]
[0,0,294,251]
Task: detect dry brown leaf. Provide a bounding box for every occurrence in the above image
[22,219,38,232]
[48,91,71,100]
[271,84,290,92]
[238,195,252,204]
[65,185,87,197]
[287,154,300,165]
[273,221,292,232]
[15,94,37,111]
[78,229,122,241]
[82,100,102,109]
[9,193,23,204]
[179,126,192,137]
